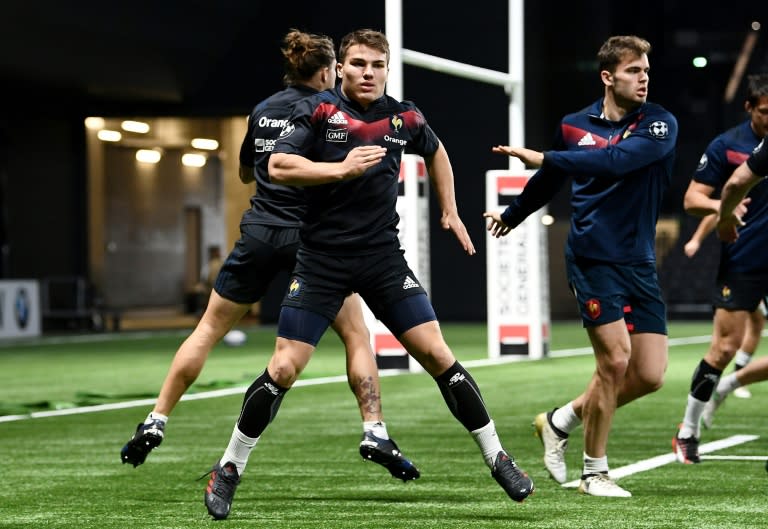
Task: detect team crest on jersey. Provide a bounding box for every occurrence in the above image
[287,278,302,298]
[390,114,404,134]
[648,120,669,138]
[278,122,295,138]
[721,285,731,300]
[585,298,601,319]
[697,153,708,171]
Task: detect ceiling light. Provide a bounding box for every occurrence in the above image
[121,120,150,133]
[136,149,162,163]
[692,56,708,68]
[182,153,206,167]
[97,130,122,142]
[191,138,219,150]
[84,117,105,130]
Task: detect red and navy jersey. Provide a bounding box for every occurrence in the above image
[501,98,677,264]
[238,85,318,227]
[272,84,440,253]
[693,120,768,274]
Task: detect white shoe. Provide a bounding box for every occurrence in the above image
[578,473,632,497]
[733,386,752,399]
[533,411,568,484]
[701,391,726,430]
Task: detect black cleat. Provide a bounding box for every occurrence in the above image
[203,461,240,520]
[672,424,701,464]
[120,420,165,467]
[491,451,534,502]
[359,431,420,481]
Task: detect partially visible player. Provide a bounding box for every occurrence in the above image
[672,74,768,463]
[679,75,768,405]
[702,138,768,427]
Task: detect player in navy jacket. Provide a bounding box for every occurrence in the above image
[485,35,677,497]
[696,137,768,432]
[206,29,534,519]
[673,74,768,458]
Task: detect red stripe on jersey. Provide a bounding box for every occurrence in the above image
[726,149,750,166]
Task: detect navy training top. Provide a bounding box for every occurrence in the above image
[501,98,678,265]
[238,85,318,227]
[692,120,768,275]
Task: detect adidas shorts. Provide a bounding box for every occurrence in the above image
[566,255,667,334]
[712,273,768,312]
[213,224,300,304]
[281,244,427,323]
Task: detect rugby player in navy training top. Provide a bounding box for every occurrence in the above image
[671,74,768,456]
[680,79,768,405]
[202,28,534,520]
[484,35,678,497]
[119,28,418,500]
[696,139,768,434]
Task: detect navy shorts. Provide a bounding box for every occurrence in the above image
[713,272,768,312]
[566,255,667,334]
[281,244,429,324]
[213,224,300,304]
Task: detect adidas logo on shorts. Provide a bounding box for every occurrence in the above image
[402,276,419,290]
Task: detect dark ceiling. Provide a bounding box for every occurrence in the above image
[2,1,766,121]
[1,1,387,116]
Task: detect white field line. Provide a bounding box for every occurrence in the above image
[0,333,718,424]
[700,455,767,461]
[562,434,760,488]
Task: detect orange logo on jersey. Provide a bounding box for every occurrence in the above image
[585,298,601,319]
[721,285,731,300]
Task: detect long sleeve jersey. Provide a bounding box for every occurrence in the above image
[501,98,678,264]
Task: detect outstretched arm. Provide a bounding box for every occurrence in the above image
[423,142,475,255]
[483,145,569,237]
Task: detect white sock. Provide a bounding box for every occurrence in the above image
[551,402,581,434]
[680,394,706,438]
[220,425,259,476]
[471,420,504,468]
[583,452,609,475]
[363,421,389,439]
[733,350,752,370]
[717,372,740,396]
[146,411,168,424]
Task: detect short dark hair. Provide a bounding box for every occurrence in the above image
[338,29,390,64]
[597,35,651,73]
[746,73,768,106]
